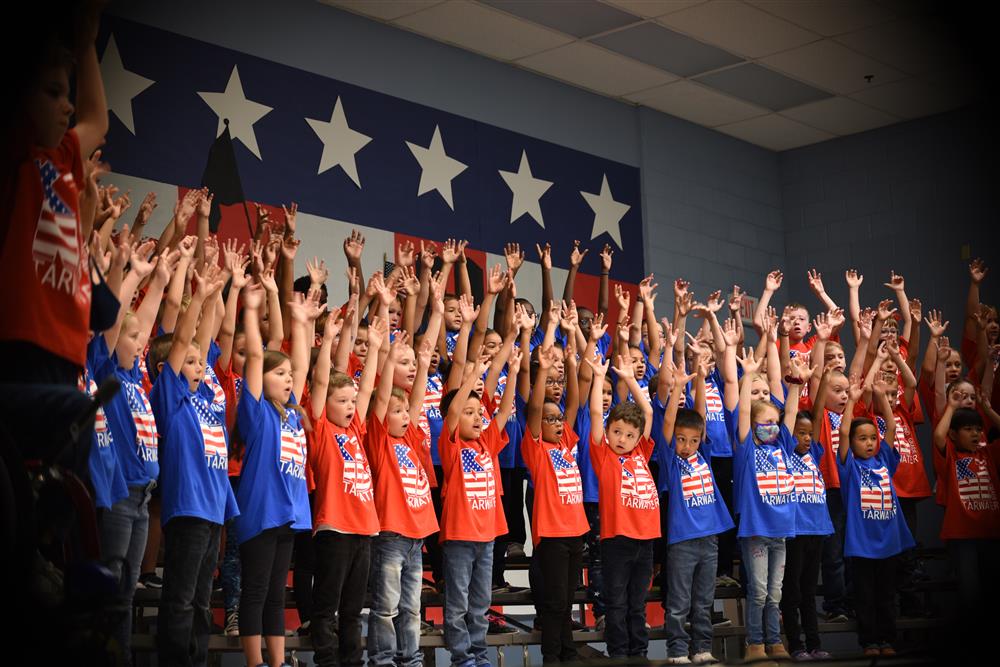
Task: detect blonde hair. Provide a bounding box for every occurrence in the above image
[751,399,780,423]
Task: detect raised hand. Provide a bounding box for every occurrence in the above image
[883,270,905,291]
[487,264,509,295]
[858,308,874,340]
[242,282,265,310]
[420,240,438,270]
[660,317,678,349]
[535,242,552,270]
[676,291,694,317]
[343,229,365,263]
[827,307,846,331]
[638,274,658,305]
[504,242,524,273]
[397,239,415,268]
[706,289,723,313]
[259,268,278,294]
[909,298,922,323]
[729,284,743,313]
[570,240,589,268]
[177,235,198,259]
[599,244,613,272]
[736,347,763,374]
[765,270,783,292]
[674,278,690,300]
[560,300,579,331]
[807,268,826,294]
[813,312,832,341]
[722,317,740,347]
[925,309,948,337]
[788,354,811,383]
[281,202,298,235]
[847,373,865,403]
[590,312,608,341]
[367,316,388,352]
[614,283,630,312]
[876,298,898,322]
[129,239,158,279]
[176,189,201,226]
[135,191,157,227]
[611,353,636,380]
[458,293,479,324]
[969,258,988,284]
[306,257,329,286]
[584,348,610,378]
[197,190,214,219]
[441,238,461,264]
[845,268,863,289]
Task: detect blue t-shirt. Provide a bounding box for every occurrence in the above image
[787,442,834,536]
[498,390,527,469]
[649,395,671,493]
[574,399,607,504]
[733,425,797,538]
[150,361,239,526]
[839,443,915,558]
[85,338,128,508]
[95,354,159,486]
[686,370,730,458]
[234,389,311,544]
[659,438,734,544]
[424,372,445,466]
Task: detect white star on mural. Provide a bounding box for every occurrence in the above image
[499,150,553,228]
[581,174,630,249]
[405,125,468,210]
[198,65,273,160]
[99,35,154,135]
[305,97,372,188]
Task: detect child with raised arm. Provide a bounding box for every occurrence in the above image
[233,284,315,667]
[837,376,914,657]
[585,351,657,661]
[306,313,386,667]
[438,342,522,667]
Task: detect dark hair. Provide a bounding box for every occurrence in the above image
[440,389,481,420]
[949,408,984,432]
[145,334,174,383]
[675,408,705,433]
[795,411,813,425]
[946,378,974,395]
[607,401,645,433]
[848,417,876,443]
[786,302,809,313]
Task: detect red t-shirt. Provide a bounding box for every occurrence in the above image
[0,129,90,367]
[521,426,588,546]
[937,439,1000,540]
[590,434,660,540]
[306,408,379,535]
[438,420,508,542]
[367,415,438,539]
[214,359,244,477]
[873,398,931,498]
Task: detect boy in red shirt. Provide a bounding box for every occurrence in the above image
[585,351,657,661]
[438,343,522,667]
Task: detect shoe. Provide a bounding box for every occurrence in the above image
[138,572,163,589]
[790,650,813,662]
[421,620,443,636]
[824,612,848,623]
[744,644,767,662]
[491,582,509,594]
[665,657,691,665]
[506,543,525,558]
[570,618,586,631]
[716,574,740,587]
[296,620,310,636]
[766,643,790,659]
[862,645,880,657]
[691,652,718,664]
[422,578,438,593]
[879,644,896,657]
[224,608,239,636]
[593,615,605,632]
[212,576,223,592]
[808,650,832,660]
[486,612,515,634]
[711,613,732,628]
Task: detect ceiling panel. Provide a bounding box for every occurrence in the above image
[834,18,967,76]
[600,0,708,18]
[658,0,819,58]
[393,0,573,61]
[592,21,743,76]
[480,0,639,38]
[517,41,677,96]
[748,0,896,36]
[695,62,833,110]
[779,96,898,135]
[715,113,835,151]
[760,38,905,95]
[321,0,445,21]
[626,80,768,127]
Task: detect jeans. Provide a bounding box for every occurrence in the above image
[780,535,824,652]
[533,536,584,662]
[443,540,494,666]
[665,535,718,657]
[369,533,424,667]
[820,488,848,615]
[99,483,152,667]
[221,476,241,612]
[238,525,294,636]
[601,537,654,657]
[740,536,786,646]
[583,502,605,617]
[157,517,222,667]
[311,531,371,667]
[851,556,897,647]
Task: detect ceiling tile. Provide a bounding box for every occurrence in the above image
[695,62,833,111]
[834,18,968,76]
[715,114,835,151]
[600,0,708,18]
[517,41,677,96]
[848,75,977,119]
[658,0,819,58]
[592,22,742,76]
[479,0,639,38]
[394,0,573,61]
[748,0,898,37]
[761,38,905,94]
[321,0,445,21]
[779,96,898,135]
[626,80,768,127]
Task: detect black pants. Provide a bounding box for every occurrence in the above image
[424,465,445,584]
[583,502,605,617]
[601,537,654,658]
[532,537,584,662]
[850,556,897,647]
[157,517,222,667]
[780,535,824,652]
[312,531,372,667]
[293,494,316,624]
[493,466,526,585]
[239,525,294,636]
[896,496,922,613]
[710,456,737,578]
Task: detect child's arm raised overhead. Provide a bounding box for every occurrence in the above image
[673,279,693,366]
[663,360,696,444]
[333,268,361,374]
[728,285,746,349]
[753,270,783,335]
[584,351,611,444]
[963,259,988,368]
[454,240,472,299]
[495,345,521,427]
[639,275,664,371]
[72,5,110,159]
[287,287,324,401]
[735,347,764,444]
[864,299,897,374]
[577,312,606,407]
[259,267,285,352]
[160,235,197,333]
[536,242,555,331]
[445,351,490,435]
[838,374,866,464]
[807,269,840,313]
[564,339,581,426]
[693,354,708,420]
[846,269,864,346]
[906,299,922,374]
[484,325,516,400]
[720,317,740,412]
[598,244,612,319]
[356,316,387,419]
[527,345,559,437]
[241,284,267,401]
[446,293,478,391]
[563,240,588,305]
[409,338,435,424]
[872,376,897,450]
[884,271,912,343]
[314,305,344,404]
[920,310,948,387]
[760,310,784,401]
[810,367,831,446]
[471,264,509,357]
[612,353,653,439]
[887,337,917,406]
[217,241,249,372]
[373,331,409,422]
[784,355,809,432]
[167,267,224,380]
[104,240,157,352]
[343,228,366,302]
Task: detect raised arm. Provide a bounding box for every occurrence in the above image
[356,316,387,419]
[288,288,324,401]
[563,240,588,304]
[373,332,408,422]
[736,347,764,444]
[720,318,740,412]
[585,351,611,443]
[784,356,808,432]
[167,268,223,377]
[612,353,652,439]
[527,345,558,437]
[662,362,696,443]
[160,235,197,333]
[884,271,912,343]
[921,311,948,386]
[807,269,839,313]
[598,244,612,317]
[242,284,267,401]
[838,375,865,464]
[445,352,489,434]
[846,269,864,346]
[71,5,109,159]
[564,340,581,426]
[754,270,783,334]
[217,241,249,371]
[639,275,663,370]
[963,259,988,366]
[536,243,554,331]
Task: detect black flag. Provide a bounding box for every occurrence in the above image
[200,121,249,234]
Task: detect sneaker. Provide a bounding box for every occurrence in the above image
[138,572,163,589]
[766,643,790,659]
[421,620,443,636]
[691,652,718,664]
[665,657,691,665]
[715,574,740,587]
[711,611,732,628]
[790,650,813,662]
[486,612,515,634]
[744,643,767,662]
[491,582,509,594]
[808,649,832,660]
[862,645,880,657]
[296,620,310,636]
[824,611,848,623]
[879,644,896,657]
[224,608,239,636]
[506,543,526,558]
[421,578,438,593]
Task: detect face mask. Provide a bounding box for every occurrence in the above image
[754,423,780,444]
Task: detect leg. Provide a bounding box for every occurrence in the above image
[99,485,149,667]
[820,489,848,617]
[626,539,654,656]
[762,538,786,647]
[443,540,476,666]
[536,538,569,663]
[740,536,769,647]
[140,493,161,579]
[780,537,805,653]
[157,517,213,667]
[710,456,737,579]
[310,531,351,667]
[239,528,279,666]
[664,538,697,658]
[291,498,315,626]
[583,502,605,620]
[397,538,425,667]
[799,536,824,652]
[261,529,294,666]
[689,536,719,656]
[466,541,494,665]
[221,477,241,621]
[850,557,877,648]
[338,535,371,667]
[191,523,221,667]
[560,537,584,661]
[369,534,407,667]
[874,556,897,646]
[601,537,631,658]
[424,466,445,584]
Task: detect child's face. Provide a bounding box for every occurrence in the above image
[386,395,410,438]
[458,396,485,440]
[601,377,613,414]
[483,332,502,360]
[387,299,402,330]
[444,298,462,331]
[629,348,646,380]
[749,378,771,402]
[263,359,293,405]
[850,422,879,459]
[115,317,142,369]
[824,346,846,373]
[944,351,963,384]
[180,344,204,392]
[353,327,369,361]
[232,333,247,376]
[28,66,73,149]
[951,381,976,409]
[753,405,780,445]
[879,360,900,396]
[606,417,641,455]
[880,318,899,342]
[674,425,702,458]
[793,417,813,454]
[786,308,811,342]
[540,402,565,444]
[950,424,984,452]
[392,346,417,390]
[987,317,999,344]
[325,384,357,427]
[825,376,849,413]
[544,372,564,404]
[578,307,594,340]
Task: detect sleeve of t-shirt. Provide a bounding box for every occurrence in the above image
[87,335,112,376]
[564,422,580,450]
[777,423,798,458]
[365,414,389,471]
[589,434,607,475]
[638,435,655,461]
[57,128,84,187]
[351,412,367,440]
[236,382,266,438]
[150,360,189,441]
[483,419,509,456]
[520,428,542,469]
[881,440,901,476]
[661,437,678,490]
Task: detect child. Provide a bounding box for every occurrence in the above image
[438,342,521,667]
[781,410,834,661]
[234,284,315,667]
[523,345,587,663]
[585,352,657,661]
[837,376,914,657]
[659,360,734,665]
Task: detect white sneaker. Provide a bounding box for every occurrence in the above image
[665,657,691,665]
[691,652,718,664]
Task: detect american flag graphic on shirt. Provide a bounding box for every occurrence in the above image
[619,455,657,503]
[192,395,227,460]
[418,374,443,446]
[875,416,914,462]
[548,447,583,503]
[828,412,843,455]
[859,465,893,512]
[705,383,723,413]
[335,433,373,498]
[679,453,715,501]
[394,443,431,502]
[789,451,825,496]
[460,448,496,501]
[956,457,998,506]
[280,412,307,468]
[32,159,83,296]
[81,374,112,447]
[203,365,227,409]
[124,380,158,459]
[754,447,795,497]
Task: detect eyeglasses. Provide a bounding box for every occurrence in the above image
[541,415,564,424]
[544,378,563,387]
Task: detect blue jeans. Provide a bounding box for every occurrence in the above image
[665,535,718,657]
[221,476,241,612]
[443,540,494,667]
[369,533,424,667]
[740,536,786,645]
[601,537,654,657]
[821,488,848,614]
[99,482,152,667]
